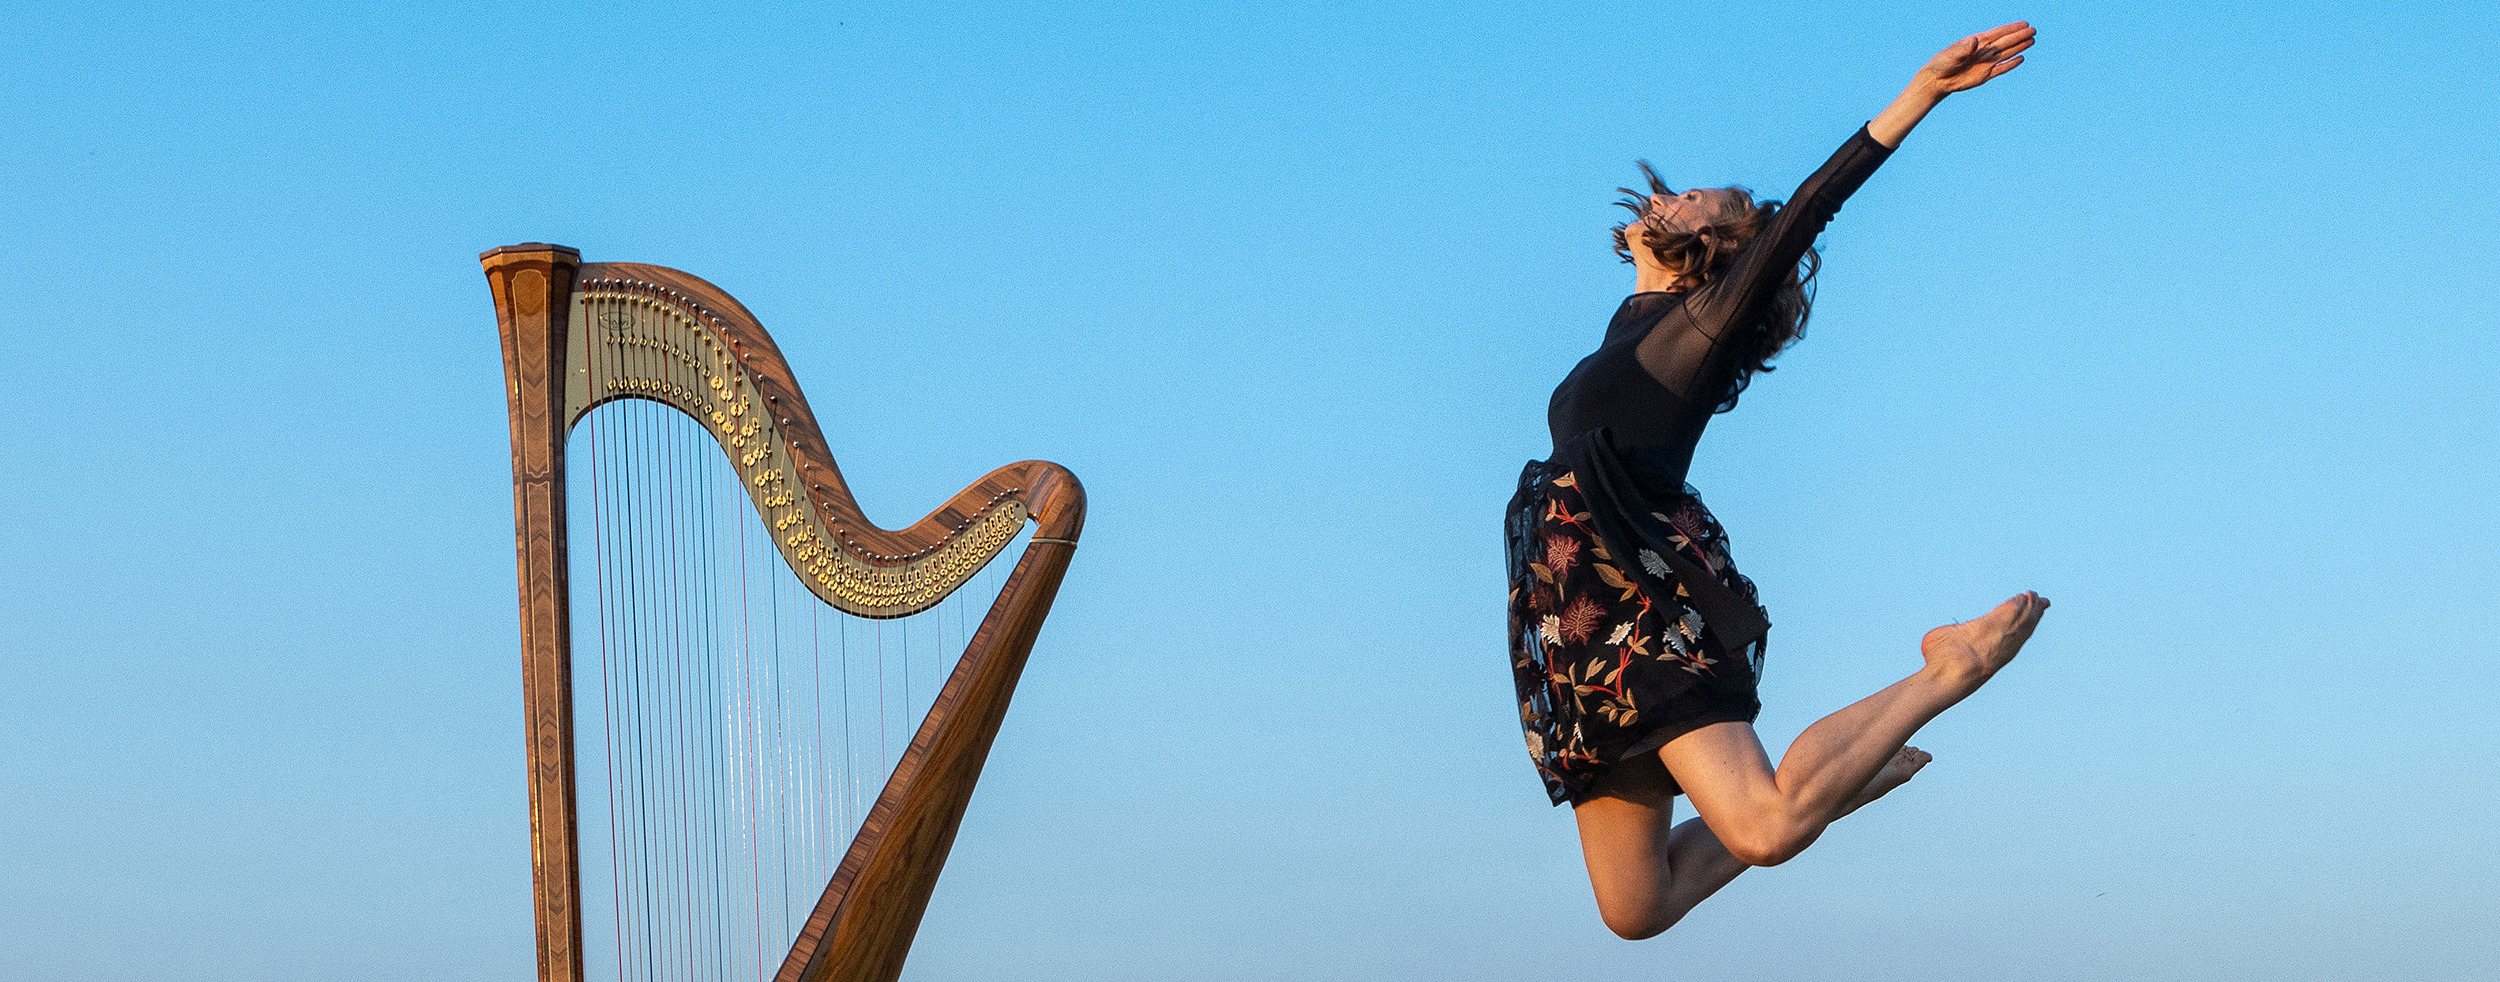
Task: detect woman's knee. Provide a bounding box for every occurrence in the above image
[1598,901,1681,941]
[1714,819,1818,868]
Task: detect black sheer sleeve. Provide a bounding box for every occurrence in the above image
[1635,126,1896,396]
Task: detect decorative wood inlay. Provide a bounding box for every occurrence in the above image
[482,243,587,982]
[568,280,1023,616]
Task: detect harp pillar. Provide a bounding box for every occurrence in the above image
[483,243,586,982]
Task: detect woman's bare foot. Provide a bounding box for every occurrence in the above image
[1919,591,2050,694]
[1839,745,1931,817]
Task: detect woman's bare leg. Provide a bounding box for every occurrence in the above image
[1663,592,2048,868]
[1574,746,1931,939]
[1569,591,2047,937]
[1574,754,1720,940]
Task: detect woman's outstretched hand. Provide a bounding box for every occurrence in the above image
[1916,21,2034,94]
[1867,21,2036,148]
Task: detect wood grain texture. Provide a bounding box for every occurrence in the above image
[483,243,587,982]
[486,246,1085,982]
[776,494,1079,982]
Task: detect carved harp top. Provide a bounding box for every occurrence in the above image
[484,243,1083,982]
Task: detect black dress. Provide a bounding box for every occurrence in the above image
[1507,127,1894,805]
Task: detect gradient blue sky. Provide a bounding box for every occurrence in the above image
[4,2,2496,980]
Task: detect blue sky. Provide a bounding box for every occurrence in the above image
[3,2,2495,979]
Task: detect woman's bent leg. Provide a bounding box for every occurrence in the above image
[1660,592,2049,868]
[1571,754,1752,940]
[1568,592,2046,936]
[1574,743,1931,939]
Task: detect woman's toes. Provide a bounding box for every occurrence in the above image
[1982,593,2032,628]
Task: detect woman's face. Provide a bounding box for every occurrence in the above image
[1644,187,1738,236]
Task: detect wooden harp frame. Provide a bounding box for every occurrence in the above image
[484,243,1084,982]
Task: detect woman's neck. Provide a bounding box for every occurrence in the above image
[1634,266,1698,294]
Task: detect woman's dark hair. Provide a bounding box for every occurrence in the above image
[1609,161,1818,412]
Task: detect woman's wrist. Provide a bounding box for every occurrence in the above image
[1901,75,1951,107]
[1867,76,1952,147]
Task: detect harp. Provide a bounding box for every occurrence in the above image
[484,244,1084,982]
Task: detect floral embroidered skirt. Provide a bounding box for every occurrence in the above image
[1505,461,1766,805]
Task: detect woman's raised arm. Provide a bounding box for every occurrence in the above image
[1866,21,2036,148]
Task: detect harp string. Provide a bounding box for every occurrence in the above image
[634,384,661,978]
[646,395,670,979]
[666,395,699,980]
[568,291,1009,982]
[584,319,626,982]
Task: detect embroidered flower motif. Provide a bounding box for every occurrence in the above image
[1558,595,1604,645]
[1659,506,1721,572]
[1592,562,1638,601]
[1678,611,1705,643]
[1676,648,1719,675]
[1543,533,1581,579]
[1538,614,1563,646]
[1604,622,1634,646]
[1638,548,1672,578]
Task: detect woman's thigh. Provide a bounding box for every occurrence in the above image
[1571,751,1680,906]
[1656,720,1783,836]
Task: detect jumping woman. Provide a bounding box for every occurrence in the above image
[1505,22,2050,939]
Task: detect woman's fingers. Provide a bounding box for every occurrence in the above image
[1966,24,2035,60]
[1967,34,2034,65]
[1978,21,2033,44]
[1946,57,2024,90]
[1922,22,2035,92]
